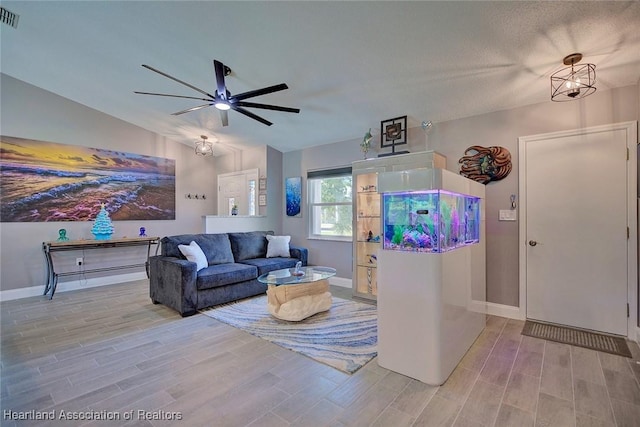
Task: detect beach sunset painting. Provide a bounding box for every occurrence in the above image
[0,136,176,222]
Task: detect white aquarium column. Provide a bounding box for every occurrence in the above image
[376,168,486,385]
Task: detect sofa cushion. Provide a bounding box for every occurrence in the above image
[266,235,291,258]
[228,231,273,262]
[178,241,208,271]
[239,257,299,276]
[162,234,234,265]
[196,263,258,291]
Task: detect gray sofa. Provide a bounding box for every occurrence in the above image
[149,231,308,316]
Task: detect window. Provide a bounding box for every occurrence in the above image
[307,167,352,240]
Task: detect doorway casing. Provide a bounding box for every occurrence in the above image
[518,121,638,339]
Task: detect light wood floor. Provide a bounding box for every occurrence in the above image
[1,280,639,427]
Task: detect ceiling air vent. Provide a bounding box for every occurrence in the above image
[1,7,19,28]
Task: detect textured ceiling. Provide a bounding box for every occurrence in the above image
[2,1,639,155]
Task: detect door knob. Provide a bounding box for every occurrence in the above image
[528,240,537,246]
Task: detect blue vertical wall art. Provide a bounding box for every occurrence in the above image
[285,176,302,217]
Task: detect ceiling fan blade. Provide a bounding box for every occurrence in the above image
[141,61,293,126]
[231,106,273,126]
[235,101,300,113]
[134,91,213,102]
[231,84,289,101]
[170,103,213,116]
[213,60,227,100]
[141,64,216,99]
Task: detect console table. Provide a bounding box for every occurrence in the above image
[42,237,160,299]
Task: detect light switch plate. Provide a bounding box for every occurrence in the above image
[499,209,517,221]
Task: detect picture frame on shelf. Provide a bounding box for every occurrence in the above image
[379,115,409,157]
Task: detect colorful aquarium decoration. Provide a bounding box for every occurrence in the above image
[0,136,176,222]
[382,190,480,253]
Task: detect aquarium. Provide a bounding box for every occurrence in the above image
[382,190,480,253]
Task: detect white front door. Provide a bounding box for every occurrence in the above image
[520,122,636,336]
[218,168,259,215]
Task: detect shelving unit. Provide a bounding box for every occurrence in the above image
[351,151,446,301]
[354,174,381,298]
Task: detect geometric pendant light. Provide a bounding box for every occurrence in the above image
[550,53,596,102]
[194,135,214,156]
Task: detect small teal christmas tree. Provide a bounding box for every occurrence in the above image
[91,203,114,240]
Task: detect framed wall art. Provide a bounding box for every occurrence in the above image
[285,176,302,217]
[259,178,267,191]
[379,115,409,157]
[0,135,176,222]
[258,194,267,206]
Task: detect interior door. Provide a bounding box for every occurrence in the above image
[218,173,244,215]
[218,168,259,215]
[522,125,630,336]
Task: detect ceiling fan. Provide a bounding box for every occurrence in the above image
[135,59,300,126]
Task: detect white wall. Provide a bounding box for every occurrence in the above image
[266,145,283,228]
[0,74,216,292]
[283,84,639,307]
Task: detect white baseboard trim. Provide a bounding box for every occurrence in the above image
[329,276,352,289]
[486,301,526,320]
[469,300,525,320]
[0,272,148,302]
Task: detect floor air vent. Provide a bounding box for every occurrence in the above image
[1,7,19,28]
[522,320,632,358]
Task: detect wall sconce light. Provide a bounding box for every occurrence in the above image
[195,135,214,156]
[550,53,596,102]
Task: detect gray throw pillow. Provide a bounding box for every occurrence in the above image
[228,231,273,261]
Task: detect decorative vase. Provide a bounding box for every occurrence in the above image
[91,204,114,240]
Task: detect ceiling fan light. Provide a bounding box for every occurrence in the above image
[136,59,298,127]
[214,101,231,111]
[550,53,596,102]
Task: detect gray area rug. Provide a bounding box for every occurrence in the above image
[522,320,631,358]
[201,295,377,374]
